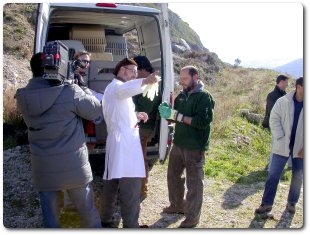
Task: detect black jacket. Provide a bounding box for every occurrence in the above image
[262,85,286,129]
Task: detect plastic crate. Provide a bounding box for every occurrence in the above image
[105,35,128,61]
[71,26,106,53]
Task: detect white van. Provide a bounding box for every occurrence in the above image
[35,3,174,170]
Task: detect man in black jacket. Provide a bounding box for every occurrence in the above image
[262,75,289,129]
[262,74,290,170]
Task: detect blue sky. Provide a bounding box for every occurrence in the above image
[168,2,303,69]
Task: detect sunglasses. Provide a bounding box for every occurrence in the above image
[82,60,90,64]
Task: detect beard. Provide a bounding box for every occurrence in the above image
[183,78,196,92]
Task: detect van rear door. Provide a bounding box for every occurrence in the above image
[34,3,50,53]
[158,4,174,163]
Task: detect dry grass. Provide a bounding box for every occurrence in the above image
[208,67,280,126]
[3,87,23,127]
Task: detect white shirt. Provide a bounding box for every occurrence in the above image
[102,78,146,180]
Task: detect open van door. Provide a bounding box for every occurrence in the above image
[158,4,174,164]
[34,3,50,53]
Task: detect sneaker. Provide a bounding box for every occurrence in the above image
[162,205,184,214]
[286,203,296,214]
[179,218,199,228]
[255,204,272,214]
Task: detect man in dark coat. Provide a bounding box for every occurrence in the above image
[262,74,290,170]
[262,75,289,129]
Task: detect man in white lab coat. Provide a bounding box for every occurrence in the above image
[101,58,159,228]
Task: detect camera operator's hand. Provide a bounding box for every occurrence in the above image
[74,74,87,87]
[73,59,87,70]
[142,73,161,86]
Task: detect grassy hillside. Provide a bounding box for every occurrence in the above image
[205,67,295,183]
[3,3,36,59]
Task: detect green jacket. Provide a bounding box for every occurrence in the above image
[173,81,215,151]
[133,91,161,129]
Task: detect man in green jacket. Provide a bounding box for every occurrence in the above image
[133,56,161,201]
[159,65,215,228]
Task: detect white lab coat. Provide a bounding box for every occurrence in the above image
[102,78,146,180]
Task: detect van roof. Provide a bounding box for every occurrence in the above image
[49,3,160,14]
[48,3,160,34]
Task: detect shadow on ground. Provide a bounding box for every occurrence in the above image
[222,170,267,210]
[150,212,184,228]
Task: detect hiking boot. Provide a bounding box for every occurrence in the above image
[140,194,147,203]
[162,205,184,214]
[179,218,199,228]
[286,203,296,214]
[139,224,149,228]
[101,222,118,228]
[255,204,272,214]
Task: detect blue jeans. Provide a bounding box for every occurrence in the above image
[268,138,292,171]
[262,153,303,206]
[39,183,101,228]
[268,153,292,171]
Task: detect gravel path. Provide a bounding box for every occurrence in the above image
[3,145,303,229]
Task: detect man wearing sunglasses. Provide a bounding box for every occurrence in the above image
[72,50,91,87]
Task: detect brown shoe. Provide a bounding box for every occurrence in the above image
[179,218,199,228]
[162,205,184,214]
[255,204,272,214]
[286,203,296,214]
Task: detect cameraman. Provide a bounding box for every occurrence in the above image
[72,50,91,87]
[15,52,102,228]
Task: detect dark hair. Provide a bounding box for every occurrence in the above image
[133,55,154,73]
[113,57,137,76]
[276,74,289,84]
[296,77,303,87]
[30,52,44,77]
[181,65,199,78]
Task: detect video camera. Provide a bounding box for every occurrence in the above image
[41,40,88,86]
[41,40,70,84]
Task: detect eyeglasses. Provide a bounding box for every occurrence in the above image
[82,60,90,64]
[124,67,138,74]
